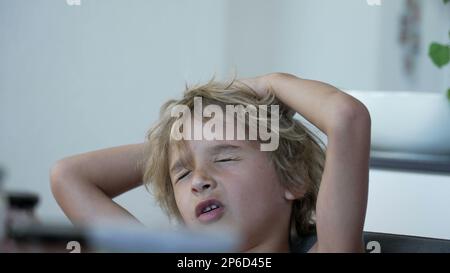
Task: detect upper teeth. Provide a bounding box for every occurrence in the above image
[202,204,219,213]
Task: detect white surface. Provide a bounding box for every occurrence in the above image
[366,169,450,240]
[346,90,450,155]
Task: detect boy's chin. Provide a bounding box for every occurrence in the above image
[191,218,232,232]
[194,219,241,234]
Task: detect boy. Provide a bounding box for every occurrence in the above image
[50,72,371,253]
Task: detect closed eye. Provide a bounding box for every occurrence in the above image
[176,170,191,182]
[214,157,239,163]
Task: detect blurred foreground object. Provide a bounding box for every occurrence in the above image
[3,221,239,253]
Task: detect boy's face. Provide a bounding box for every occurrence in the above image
[168,122,297,250]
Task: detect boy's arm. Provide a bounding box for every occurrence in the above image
[50,143,147,226]
[239,73,371,252]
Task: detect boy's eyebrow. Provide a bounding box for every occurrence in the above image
[170,160,184,174]
[170,154,191,174]
[208,144,242,155]
[170,144,241,174]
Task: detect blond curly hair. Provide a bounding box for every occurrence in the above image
[142,76,325,238]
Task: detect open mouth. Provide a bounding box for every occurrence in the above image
[195,199,225,223]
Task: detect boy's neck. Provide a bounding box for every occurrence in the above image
[242,236,291,253]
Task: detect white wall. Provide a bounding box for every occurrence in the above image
[225,0,449,92]
[378,0,450,93]
[225,0,384,90]
[1,0,450,239]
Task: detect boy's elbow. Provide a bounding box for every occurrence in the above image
[49,159,76,197]
[328,95,371,134]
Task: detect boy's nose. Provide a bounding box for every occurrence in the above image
[191,173,216,194]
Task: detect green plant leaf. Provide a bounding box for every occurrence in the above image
[429,43,450,68]
[447,88,450,101]
[444,0,449,4]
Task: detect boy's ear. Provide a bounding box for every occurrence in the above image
[284,187,306,201]
[284,190,296,201]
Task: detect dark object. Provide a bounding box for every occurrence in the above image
[7,192,39,210]
[370,151,450,174]
[6,223,88,253]
[0,166,5,185]
[8,223,86,245]
[291,232,450,253]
